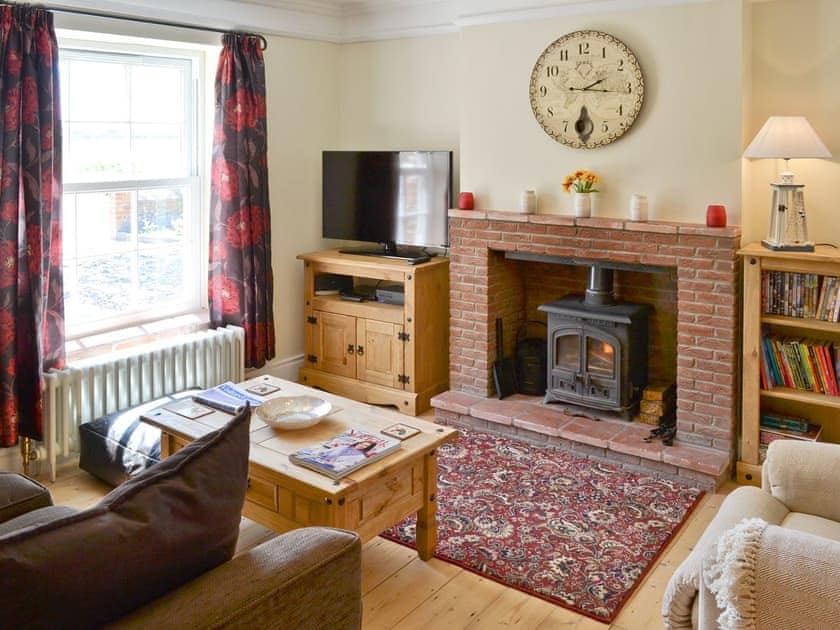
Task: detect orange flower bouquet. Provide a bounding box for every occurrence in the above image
[562,170,600,194]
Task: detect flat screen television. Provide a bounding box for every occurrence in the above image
[322,150,452,264]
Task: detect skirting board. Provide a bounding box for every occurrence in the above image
[245,353,305,383]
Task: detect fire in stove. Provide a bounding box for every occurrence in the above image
[538,264,650,419]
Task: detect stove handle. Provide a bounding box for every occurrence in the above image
[574,372,591,394]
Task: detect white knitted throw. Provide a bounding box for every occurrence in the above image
[703,517,768,630]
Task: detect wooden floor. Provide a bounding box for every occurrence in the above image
[43,455,733,630]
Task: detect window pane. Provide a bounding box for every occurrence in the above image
[66,123,131,181]
[73,191,136,256]
[69,253,134,323]
[131,66,183,123]
[138,188,185,244]
[132,124,187,178]
[68,60,128,122]
[138,245,186,306]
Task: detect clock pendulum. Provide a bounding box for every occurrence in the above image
[575,106,594,144]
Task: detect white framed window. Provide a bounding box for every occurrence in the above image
[58,39,209,340]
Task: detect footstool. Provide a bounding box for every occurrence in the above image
[0,472,53,524]
[79,390,199,486]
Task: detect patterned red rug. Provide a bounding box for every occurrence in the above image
[382,424,703,623]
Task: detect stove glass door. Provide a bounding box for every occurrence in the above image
[554,333,580,371]
[586,337,616,379]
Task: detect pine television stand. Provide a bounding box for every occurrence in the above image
[297,248,449,415]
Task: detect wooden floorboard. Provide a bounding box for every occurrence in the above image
[40,457,734,630]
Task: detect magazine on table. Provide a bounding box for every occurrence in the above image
[193,381,265,414]
[290,427,400,479]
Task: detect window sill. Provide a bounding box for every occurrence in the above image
[65,310,211,363]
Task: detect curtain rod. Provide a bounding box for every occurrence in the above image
[13,2,268,50]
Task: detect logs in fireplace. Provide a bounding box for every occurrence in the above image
[539,264,650,419]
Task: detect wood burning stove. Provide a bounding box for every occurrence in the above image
[539,265,649,418]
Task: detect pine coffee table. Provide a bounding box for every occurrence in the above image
[141,375,457,560]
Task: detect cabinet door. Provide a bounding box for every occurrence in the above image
[356,318,404,389]
[315,311,356,379]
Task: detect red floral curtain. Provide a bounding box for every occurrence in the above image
[209,33,275,368]
[0,5,65,446]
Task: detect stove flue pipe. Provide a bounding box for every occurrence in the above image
[585,264,615,306]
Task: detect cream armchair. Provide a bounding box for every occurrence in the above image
[663,440,840,629]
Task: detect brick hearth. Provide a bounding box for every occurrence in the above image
[436,210,742,488]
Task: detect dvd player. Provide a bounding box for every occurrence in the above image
[375,284,405,305]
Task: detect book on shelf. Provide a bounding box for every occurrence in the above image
[193,381,265,414]
[759,423,822,445]
[760,271,840,321]
[289,427,400,479]
[759,412,810,433]
[760,333,840,395]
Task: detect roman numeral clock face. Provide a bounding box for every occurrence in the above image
[530,30,644,148]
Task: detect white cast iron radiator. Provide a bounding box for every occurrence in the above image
[41,325,245,481]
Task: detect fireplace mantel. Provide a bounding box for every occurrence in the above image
[438,210,742,487]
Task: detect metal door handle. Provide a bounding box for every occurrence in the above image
[357,345,364,356]
[347,344,354,354]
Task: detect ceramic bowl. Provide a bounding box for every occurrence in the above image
[256,395,332,430]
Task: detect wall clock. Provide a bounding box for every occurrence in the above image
[529,30,644,149]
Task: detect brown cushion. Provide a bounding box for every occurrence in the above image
[0,405,251,628]
[0,472,53,524]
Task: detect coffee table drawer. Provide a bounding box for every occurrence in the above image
[247,473,278,512]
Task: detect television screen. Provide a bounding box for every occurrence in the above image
[322,151,452,251]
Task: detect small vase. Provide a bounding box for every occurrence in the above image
[458,192,475,210]
[706,204,727,227]
[573,192,591,218]
[630,194,648,221]
[589,191,600,216]
[520,189,537,214]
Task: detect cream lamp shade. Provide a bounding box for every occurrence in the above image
[744,116,832,182]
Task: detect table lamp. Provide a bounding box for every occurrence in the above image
[743,116,832,252]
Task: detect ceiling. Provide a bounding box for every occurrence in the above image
[53,0,715,43]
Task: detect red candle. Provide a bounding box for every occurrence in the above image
[706,204,727,228]
[458,192,475,210]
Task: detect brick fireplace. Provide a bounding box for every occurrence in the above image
[432,211,741,489]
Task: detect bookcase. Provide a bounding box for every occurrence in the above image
[739,243,840,485]
[296,249,449,415]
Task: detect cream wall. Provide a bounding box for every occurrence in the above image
[336,35,461,179]
[459,0,744,222]
[263,36,340,361]
[743,0,840,245]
